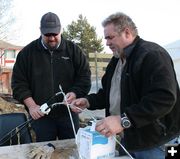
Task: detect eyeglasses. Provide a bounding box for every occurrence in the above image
[44,33,58,37]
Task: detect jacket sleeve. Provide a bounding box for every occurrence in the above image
[86,88,106,110]
[11,50,32,103]
[68,45,91,98]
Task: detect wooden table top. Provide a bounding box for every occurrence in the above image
[0,139,131,159]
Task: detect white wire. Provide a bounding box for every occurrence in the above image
[56,85,134,159]
[58,85,77,138]
[58,85,83,159]
[69,104,134,159]
[69,104,97,122]
[113,136,134,159]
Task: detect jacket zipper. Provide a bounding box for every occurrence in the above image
[50,50,54,95]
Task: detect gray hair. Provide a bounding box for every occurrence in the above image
[102,12,138,36]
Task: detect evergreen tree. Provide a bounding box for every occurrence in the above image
[62,14,104,56]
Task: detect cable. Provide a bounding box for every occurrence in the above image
[0,118,33,146]
[41,84,133,159]
[73,108,134,158]
[45,91,63,107]
[113,136,134,159]
[69,104,97,122]
[56,85,82,159]
[58,85,77,139]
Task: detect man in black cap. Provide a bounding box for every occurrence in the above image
[11,12,91,142]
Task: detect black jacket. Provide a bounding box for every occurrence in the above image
[87,37,180,151]
[12,36,91,117]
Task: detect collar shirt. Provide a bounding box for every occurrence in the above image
[109,37,137,115]
[109,58,126,115]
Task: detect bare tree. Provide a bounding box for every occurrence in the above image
[0,0,15,40]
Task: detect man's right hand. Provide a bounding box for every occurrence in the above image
[71,98,90,113]
[28,105,44,120]
[24,97,44,120]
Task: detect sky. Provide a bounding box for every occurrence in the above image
[10,0,180,52]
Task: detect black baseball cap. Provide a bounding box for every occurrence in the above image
[40,12,61,35]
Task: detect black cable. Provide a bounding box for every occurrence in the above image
[46,91,63,105]
[0,118,33,146]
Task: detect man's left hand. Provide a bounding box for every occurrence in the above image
[95,115,124,137]
[65,92,76,104]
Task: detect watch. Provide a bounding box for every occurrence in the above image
[121,113,131,129]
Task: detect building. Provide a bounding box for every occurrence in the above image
[0,40,23,93]
[0,40,22,68]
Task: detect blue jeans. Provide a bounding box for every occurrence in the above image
[132,137,180,159]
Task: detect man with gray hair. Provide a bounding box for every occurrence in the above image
[72,12,180,159]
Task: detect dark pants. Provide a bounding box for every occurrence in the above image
[31,113,79,142]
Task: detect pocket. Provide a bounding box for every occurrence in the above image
[156,119,167,136]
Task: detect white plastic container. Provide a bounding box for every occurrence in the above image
[76,125,116,159]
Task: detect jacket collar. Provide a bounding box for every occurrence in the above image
[124,36,140,58]
[38,35,66,52]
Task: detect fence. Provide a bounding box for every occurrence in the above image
[89,53,112,79]
[88,53,113,93]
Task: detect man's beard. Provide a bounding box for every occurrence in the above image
[45,43,59,51]
[113,48,124,58]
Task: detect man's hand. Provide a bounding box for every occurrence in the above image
[71,98,90,113]
[95,115,124,137]
[29,105,45,120]
[65,92,76,104]
[24,97,44,120]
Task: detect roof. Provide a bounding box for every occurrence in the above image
[0,40,23,50]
